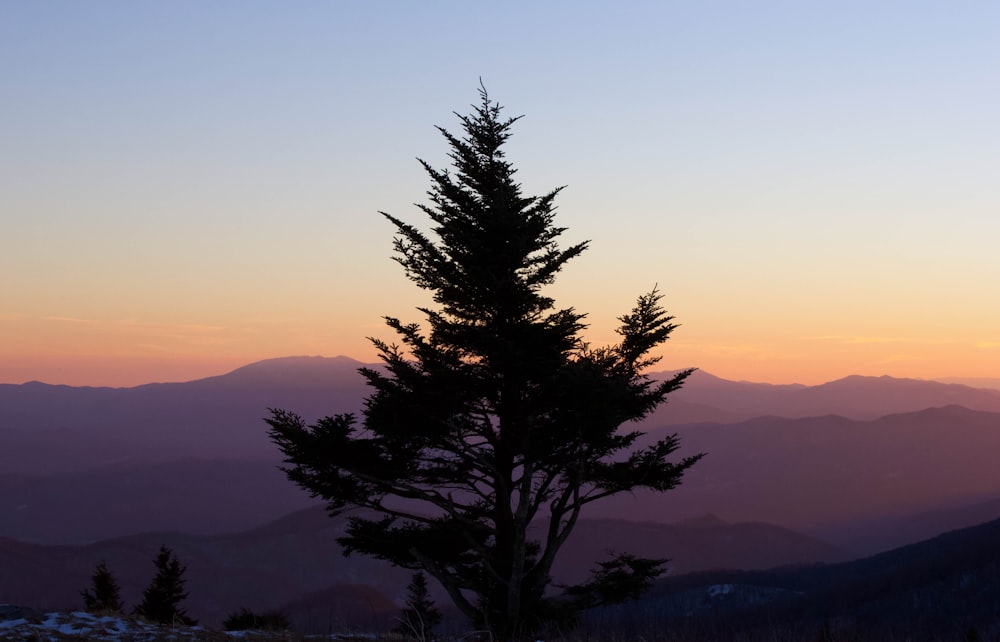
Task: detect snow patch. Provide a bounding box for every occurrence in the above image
[708,583,734,597]
[0,610,208,642]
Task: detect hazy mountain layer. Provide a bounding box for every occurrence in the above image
[2,356,999,552]
[604,405,1000,541]
[4,356,1000,474]
[0,506,847,630]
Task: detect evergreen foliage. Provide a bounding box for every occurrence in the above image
[394,572,443,640]
[80,561,124,613]
[133,546,195,626]
[267,86,701,640]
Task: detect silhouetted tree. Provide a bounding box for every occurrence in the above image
[562,553,667,609]
[80,561,124,613]
[267,86,700,640]
[134,546,195,626]
[395,572,443,640]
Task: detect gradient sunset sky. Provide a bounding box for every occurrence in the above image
[2,2,998,387]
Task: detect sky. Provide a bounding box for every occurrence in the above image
[2,1,998,387]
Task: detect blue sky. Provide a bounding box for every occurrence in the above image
[2,1,998,385]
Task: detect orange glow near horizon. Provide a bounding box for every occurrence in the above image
[3,233,998,388]
[3,304,998,387]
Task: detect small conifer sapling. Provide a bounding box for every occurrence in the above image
[395,572,442,640]
[134,546,195,626]
[81,561,124,613]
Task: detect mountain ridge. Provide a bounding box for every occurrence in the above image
[6,353,999,392]
[0,505,849,629]
[3,355,1000,551]
[610,514,1000,640]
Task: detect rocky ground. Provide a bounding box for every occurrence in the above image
[0,606,310,642]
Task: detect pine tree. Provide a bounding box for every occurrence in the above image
[133,546,195,626]
[394,572,443,640]
[80,561,124,613]
[268,86,701,640]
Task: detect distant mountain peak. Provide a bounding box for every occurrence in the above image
[198,355,373,388]
[226,355,364,373]
[675,513,730,529]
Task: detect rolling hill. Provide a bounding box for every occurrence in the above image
[0,506,847,631]
[602,515,1000,641]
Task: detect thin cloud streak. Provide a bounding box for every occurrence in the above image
[41,316,100,324]
[793,335,964,346]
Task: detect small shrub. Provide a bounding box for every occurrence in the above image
[223,607,292,632]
